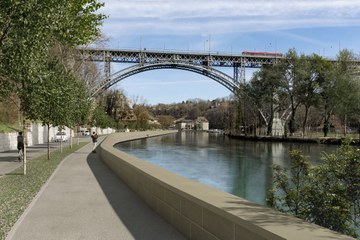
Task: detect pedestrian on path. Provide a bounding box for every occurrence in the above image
[17,131,24,161]
[91,132,98,153]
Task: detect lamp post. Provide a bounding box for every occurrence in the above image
[209,34,211,53]
[265,43,272,52]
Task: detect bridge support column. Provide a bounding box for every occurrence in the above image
[272,112,284,136]
[233,61,246,84]
[104,51,111,83]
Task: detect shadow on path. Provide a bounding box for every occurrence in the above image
[86,151,186,240]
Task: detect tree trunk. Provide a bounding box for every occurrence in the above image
[343,114,347,137]
[22,118,27,175]
[323,117,330,137]
[302,105,310,138]
[267,104,274,136]
[70,129,73,149]
[235,101,242,133]
[323,105,332,137]
[47,124,50,160]
[60,129,63,153]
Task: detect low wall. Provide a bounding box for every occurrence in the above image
[99,131,355,240]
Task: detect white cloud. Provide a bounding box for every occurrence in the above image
[101,0,360,19]
[99,0,360,37]
[95,0,360,104]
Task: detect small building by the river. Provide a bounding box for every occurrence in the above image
[175,117,209,131]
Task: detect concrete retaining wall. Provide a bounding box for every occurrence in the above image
[99,131,355,240]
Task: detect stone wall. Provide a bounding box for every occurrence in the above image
[99,131,355,240]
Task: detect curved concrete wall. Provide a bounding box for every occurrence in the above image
[99,131,355,240]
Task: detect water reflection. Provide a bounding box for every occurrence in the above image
[114,132,338,205]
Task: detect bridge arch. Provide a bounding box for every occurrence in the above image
[91,62,241,97]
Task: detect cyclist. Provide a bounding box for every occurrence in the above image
[17,131,24,161]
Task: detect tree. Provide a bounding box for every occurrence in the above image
[267,150,312,218]
[245,64,284,135]
[267,141,360,238]
[66,76,92,147]
[322,140,360,234]
[90,105,115,129]
[157,115,175,129]
[133,105,150,130]
[279,49,321,136]
[0,1,106,173]
[0,0,106,99]
[0,1,105,173]
[297,54,323,136]
[315,50,357,137]
[187,107,201,120]
[26,59,91,157]
[103,89,129,123]
[331,50,360,136]
[205,103,231,130]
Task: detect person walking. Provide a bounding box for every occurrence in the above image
[91,132,98,153]
[17,131,24,161]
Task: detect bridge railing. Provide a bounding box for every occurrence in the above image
[79,47,285,68]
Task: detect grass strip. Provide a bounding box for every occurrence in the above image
[0,142,88,240]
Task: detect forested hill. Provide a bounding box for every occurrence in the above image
[146,97,235,129]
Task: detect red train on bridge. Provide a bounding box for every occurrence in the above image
[242,51,283,57]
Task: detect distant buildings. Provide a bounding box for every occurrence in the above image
[175,117,209,131]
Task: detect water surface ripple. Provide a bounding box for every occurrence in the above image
[114,131,338,205]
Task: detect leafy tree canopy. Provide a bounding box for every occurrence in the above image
[267,141,360,238]
[0,0,106,100]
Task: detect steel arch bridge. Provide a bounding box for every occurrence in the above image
[92,62,242,97]
[80,48,360,97]
[79,48,285,96]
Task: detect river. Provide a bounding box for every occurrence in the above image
[114,131,339,205]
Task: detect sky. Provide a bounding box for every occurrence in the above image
[96,0,360,105]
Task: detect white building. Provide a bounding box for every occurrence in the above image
[195,117,209,131]
[175,117,209,131]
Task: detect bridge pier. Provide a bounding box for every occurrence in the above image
[233,63,245,84]
[104,51,111,83]
[272,112,284,136]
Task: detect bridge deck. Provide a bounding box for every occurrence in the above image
[81,48,287,68]
[80,47,360,68]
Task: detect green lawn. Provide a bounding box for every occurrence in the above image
[0,142,88,240]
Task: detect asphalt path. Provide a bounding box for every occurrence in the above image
[4,136,185,240]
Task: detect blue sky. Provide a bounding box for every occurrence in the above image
[97,0,360,105]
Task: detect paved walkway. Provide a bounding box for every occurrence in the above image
[3,138,185,240]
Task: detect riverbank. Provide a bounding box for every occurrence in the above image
[100,131,356,240]
[226,133,360,145]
